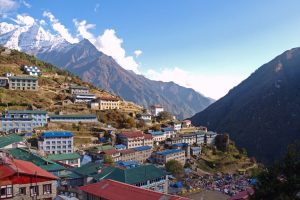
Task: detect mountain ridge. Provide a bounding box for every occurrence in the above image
[0,22,213,119]
[190,47,300,164]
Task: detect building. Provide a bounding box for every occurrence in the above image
[73,93,96,103]
[150,105,164,116]
[0,110,48,133]
[147,131,166,143]
[8,76,38,90]
[38,131,74,154]
[165,137,183,146]
[172,143,191,160]
[0,77,8,87]
[0,154,58,200]
[161,127,176,138]
[80,179,190,200]
[182,120,192,128]
[152,149,186,166]
[119,149,136,162]
[170,121,182,131]
[118,131,153,149]
[133,146,152,164]
[206,131,218,145]
[92,96,120,110]
[92,164,169,193]
[48,152,81,168]
[138,113,152,121]
[69,85,89,94]
[22,65,41,76]
[0,133,25,149]
[101,149,121,162]
[191,146,201,156]
[180,133,197,145]
[49,114,98,123]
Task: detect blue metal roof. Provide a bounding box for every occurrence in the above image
[148,131,164,136]
[115,144,126,149]
[162,127,174,132]
[133,146,152,151]
[42,131,73,138]
[155,149,183,156]
[172,143,189,148]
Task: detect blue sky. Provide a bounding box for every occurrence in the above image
[2,0,300,99]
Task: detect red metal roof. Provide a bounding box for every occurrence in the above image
[119,149,135,155]
[80,179,190,200]
[0,159,58,180]
[120,131,145,138]
[103,149,120,155]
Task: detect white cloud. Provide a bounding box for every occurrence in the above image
[43,11,79,44]
[94,3,100,12]
[0,0,19,14]
[73,19,95,41]
[21,0,31,8]
[14,14,35,26]
[74,19,140,73]
[146,67,246,99]
[134,49,142,57]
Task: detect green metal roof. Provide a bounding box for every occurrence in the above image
[71,162,102,177]
[0,134,23,148]
[8,148,65,172]
[93,164,167,184]
[6,110,47,114]
[47,153,80,161]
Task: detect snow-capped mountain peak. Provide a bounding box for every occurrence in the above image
[0,21,71,54]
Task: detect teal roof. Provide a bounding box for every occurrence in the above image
[0,134,23,148]
[71,162,102,177]
[9,76,38,80]
[93,164,167,184]
[47,153,80,161]
[6,110,47,114]
[8,148,65,172]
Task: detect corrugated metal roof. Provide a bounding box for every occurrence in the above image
[47,153,80,161]
[79,179,190,200]
[93,164,167,184]
[133,146,152,151]
[42,131,73,138]
[0,134,23,148]
[155,149,184,156]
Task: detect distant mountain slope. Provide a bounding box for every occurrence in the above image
[0,22,213,119]
[191,47,300,164]
[37,39,213,119]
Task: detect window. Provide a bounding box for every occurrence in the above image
[1,185,13,198]
[43,184,51,195]
[30,186,38,196]
[19,187,26,195]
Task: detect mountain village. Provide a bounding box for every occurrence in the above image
[0,48,258,200]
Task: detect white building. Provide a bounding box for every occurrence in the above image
[150,105,164,116]
[38,131,74,154]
